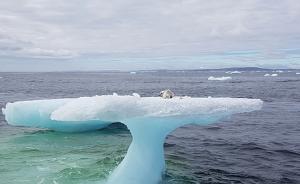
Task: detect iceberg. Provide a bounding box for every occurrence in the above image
[2,95,263,184]
[275,70,283,73]
[225,71,241,74]
[208,76,232,81]
[2,99,111,132]
[264,73,278,77]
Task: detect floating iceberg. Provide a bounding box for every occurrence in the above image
[2,98,111,132]
[227,71,241,74]
[264,73,278,77]
[275,70,283,73]
[2,94,263,184]
[208,76,232,81]
[129,71,136,74]
[296,73,300,75]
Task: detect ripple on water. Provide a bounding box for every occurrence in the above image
[1,72,300,183]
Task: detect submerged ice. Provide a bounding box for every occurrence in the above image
[2,94,263,184]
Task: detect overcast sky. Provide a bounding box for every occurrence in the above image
[0,0,300,71]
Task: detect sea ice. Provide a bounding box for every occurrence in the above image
[2,94,263,184]
[208,76,232,81]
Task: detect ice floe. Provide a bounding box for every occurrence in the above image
[208,76,232,81]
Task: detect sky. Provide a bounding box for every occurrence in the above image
[0,0,300,71]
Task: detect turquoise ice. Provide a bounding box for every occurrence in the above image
[2,94,263,184]
[2,98,110,132]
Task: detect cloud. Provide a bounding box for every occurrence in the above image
[0,0,299,60]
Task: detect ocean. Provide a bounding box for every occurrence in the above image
[0,70,300,184]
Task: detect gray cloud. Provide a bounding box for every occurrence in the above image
[0,0,299,59]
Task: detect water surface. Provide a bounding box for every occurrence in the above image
[0,70,300,183]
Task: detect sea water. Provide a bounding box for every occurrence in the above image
[0,70,300,183]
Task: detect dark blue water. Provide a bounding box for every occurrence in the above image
[0,70,300,184]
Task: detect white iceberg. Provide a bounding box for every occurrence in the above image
[264,73,278,77]
[2,94,263,184]
[296,73,300,75]
[229,71,242,74]
[130,71,136,74]
[208,76,232,81]
[275,70,283,73]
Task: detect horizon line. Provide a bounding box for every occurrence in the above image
[1,67,300,73]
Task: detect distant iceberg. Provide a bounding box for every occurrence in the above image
[2,94,263,184]
[129,71,136,74]
[264,73,278,77]
[208,76,232,81]
[275,70,284,73]
[296,73,300,75]
[226,71,241,74]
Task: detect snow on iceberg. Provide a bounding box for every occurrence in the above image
[208,76,232,81]
[50,95,262,122]
[2,94,263,184]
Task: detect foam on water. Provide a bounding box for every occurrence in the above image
[2,94,263,184]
